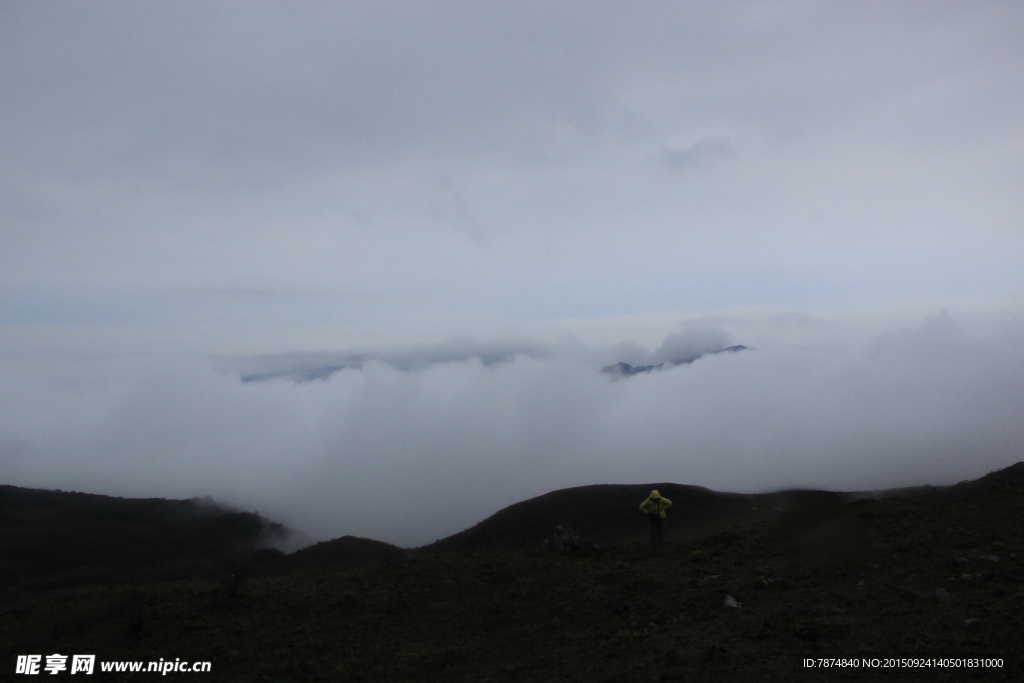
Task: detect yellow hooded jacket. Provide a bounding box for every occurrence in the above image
[639,490,672,518]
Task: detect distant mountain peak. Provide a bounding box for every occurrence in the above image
[601,345,748,377]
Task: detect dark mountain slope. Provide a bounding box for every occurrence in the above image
[0,485,286,606]
[2,462,1019,682]
[421,482,790,552]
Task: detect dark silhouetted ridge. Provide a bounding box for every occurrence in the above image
[602,344,748,377]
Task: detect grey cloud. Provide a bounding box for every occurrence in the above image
[0,2,623,188]
[659,139,736,171]
[652,326,733,364]
[6,2,1013,189]
[432,176,488,244]
[2,2,1022,316]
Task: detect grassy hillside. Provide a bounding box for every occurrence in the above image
[2,464,1021,681]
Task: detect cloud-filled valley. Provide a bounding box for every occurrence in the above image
[3,306,1022,548]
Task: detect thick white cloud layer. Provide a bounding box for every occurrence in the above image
[3,306,1022,547]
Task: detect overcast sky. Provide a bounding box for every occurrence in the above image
[2,2,1023,546]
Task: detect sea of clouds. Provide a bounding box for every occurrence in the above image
[2,304,1023,548]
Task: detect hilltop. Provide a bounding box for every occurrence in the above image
[421,482,785,552]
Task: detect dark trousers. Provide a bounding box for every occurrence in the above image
[647,513,664,545]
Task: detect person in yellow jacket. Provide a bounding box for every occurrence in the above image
[639,490,673,545]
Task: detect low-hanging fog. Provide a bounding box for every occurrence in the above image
[3,306,1023,548]
[2,4,1023,547]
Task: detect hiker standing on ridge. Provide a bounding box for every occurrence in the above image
[639,490,672,545]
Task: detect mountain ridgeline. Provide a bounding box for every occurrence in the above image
[601,344,749,377]
[1,464,1014,599]
[0,478,783,603]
